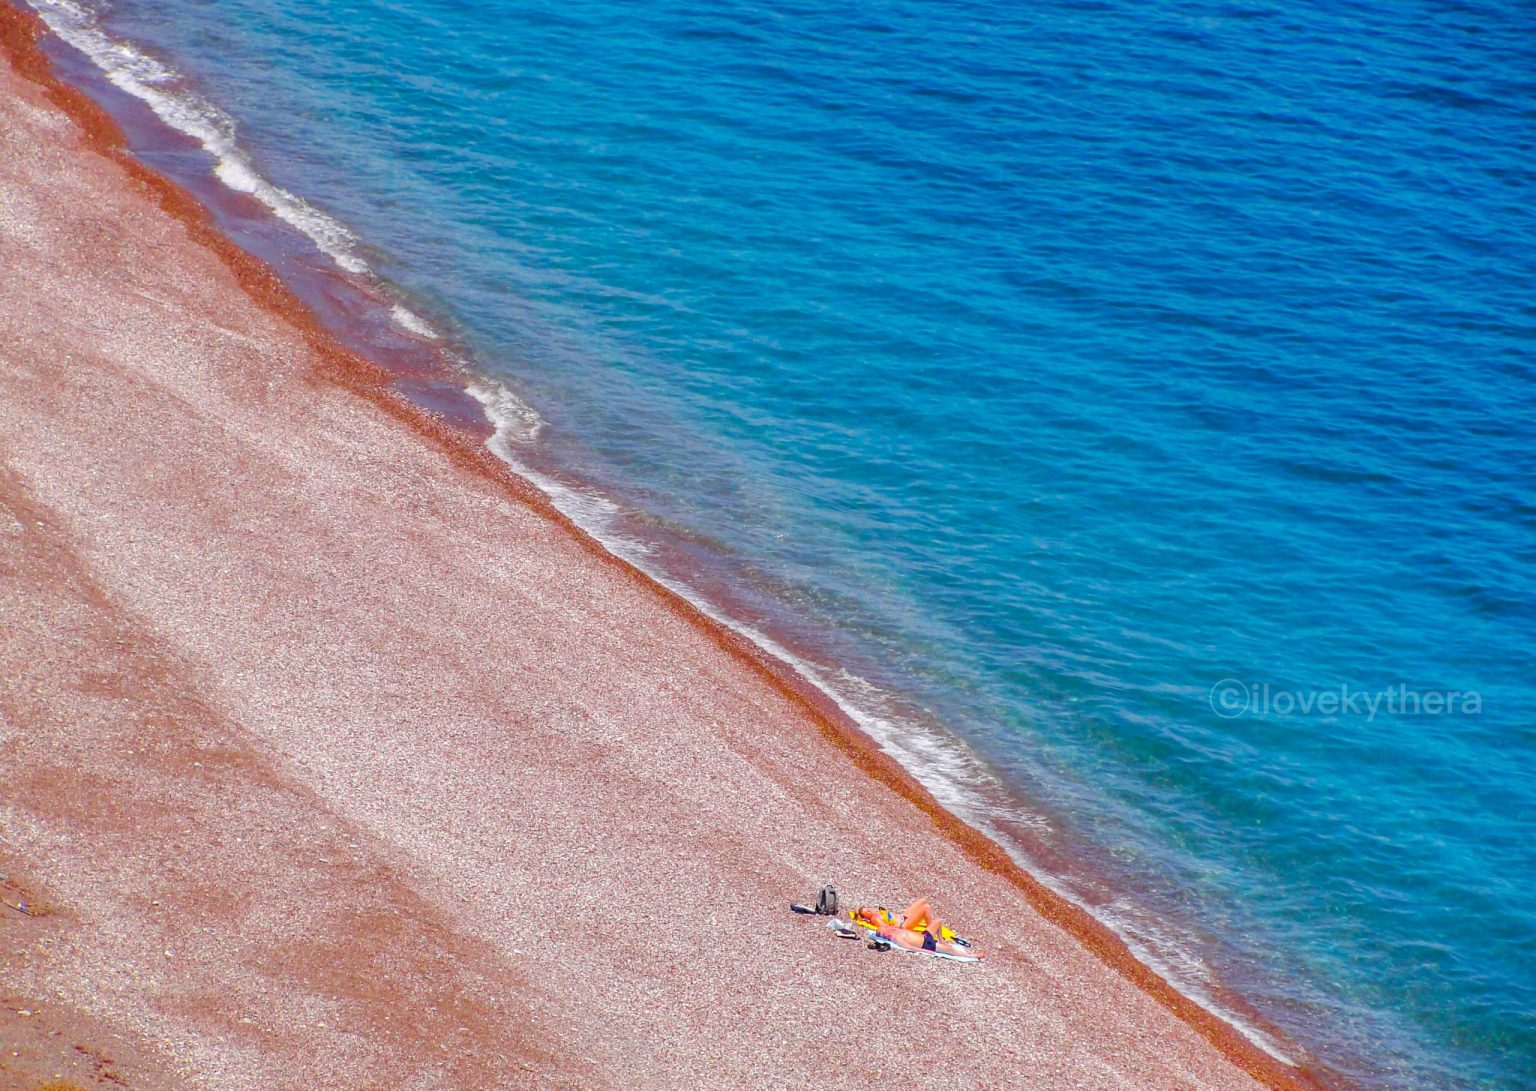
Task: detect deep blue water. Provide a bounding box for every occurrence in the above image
[33,0,1536,1085]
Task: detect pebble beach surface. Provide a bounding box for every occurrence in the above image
[0,12,1314,1089]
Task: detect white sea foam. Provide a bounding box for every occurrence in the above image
[390,303,439,339]
[468,378,547,447]
[27,0,370,275]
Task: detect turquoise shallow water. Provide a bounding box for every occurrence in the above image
[31,0,1536,1085]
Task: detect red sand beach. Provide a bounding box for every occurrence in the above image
[0,6,1324,1089]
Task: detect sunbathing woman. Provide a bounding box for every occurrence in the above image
[847,899,979,958]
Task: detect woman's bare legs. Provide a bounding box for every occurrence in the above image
[901,898,941,934]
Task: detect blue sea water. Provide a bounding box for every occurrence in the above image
[30,0,1536,1085]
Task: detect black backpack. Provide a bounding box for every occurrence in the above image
[815,883,839,916]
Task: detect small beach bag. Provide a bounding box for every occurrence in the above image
[815,883,839,916]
